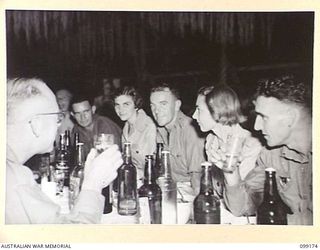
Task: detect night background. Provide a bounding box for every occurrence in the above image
[6,11,314,116]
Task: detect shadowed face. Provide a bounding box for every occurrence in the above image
[56,90,72,112]
[192,94,216,132]
[72,100,94,128]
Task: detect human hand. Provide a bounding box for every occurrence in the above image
[206,135,242,172]
[81,145,123,193]
[205,134,226,169]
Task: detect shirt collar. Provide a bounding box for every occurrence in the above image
[165,110,185,132]
[132,109,149,132]
[281,145,311,164]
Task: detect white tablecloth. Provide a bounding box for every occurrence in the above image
[100,198,256,225]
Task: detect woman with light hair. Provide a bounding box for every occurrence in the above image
[192,84,261,180]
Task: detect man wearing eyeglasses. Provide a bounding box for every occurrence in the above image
[71,94,122,159]
[6,78,123,224]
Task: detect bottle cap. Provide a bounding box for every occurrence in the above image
[201,161,213,167]
[265,167,276,172]
[161,150,170,155]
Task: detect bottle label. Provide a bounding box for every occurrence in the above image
[139,197,151,224]
[194,210,220,224]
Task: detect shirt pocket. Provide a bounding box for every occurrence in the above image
[277,175,293,194]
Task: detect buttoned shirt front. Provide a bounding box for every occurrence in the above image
[156,111,206,184]
[122,109,157,180]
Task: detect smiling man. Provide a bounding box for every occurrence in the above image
[221,76,312,225]
[150,83,206,195]
[71,95,121,158]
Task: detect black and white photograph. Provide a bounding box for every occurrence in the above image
[2,2,318,245]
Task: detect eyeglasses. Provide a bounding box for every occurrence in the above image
[30,112,65,124]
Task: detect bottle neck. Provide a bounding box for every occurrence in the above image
[123,143,132,164]
[74,133,79,146]
[59,135,66,150]
[264,171,280,200]
[161,152,173,179]
[144,157,155,184]
[156,143,163,160]
[64,131,71,148]
[199,165,214,195]
[75,144,84,167]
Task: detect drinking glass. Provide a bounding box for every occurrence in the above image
[221,135,244,173]
[93,133,115,213]
[93,133,115,153]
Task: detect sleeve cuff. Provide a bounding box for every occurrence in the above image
[72,189,105,222]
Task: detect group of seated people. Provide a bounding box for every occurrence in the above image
[6,74,312,225]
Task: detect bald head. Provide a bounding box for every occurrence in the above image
[7,78,58,124]
[7,78,60,161]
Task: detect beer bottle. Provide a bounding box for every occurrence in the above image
[138,155,162,224]
[55,134,70,190]
[193,162,220,224]
[71,132,80,168]
[157,150,177,224]
[257,168,292,225]
[64,130,72,167]
[69,143,85,208]
[117,142,138,215]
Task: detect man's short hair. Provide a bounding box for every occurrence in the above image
[205,84,246,126]
[150,82,181,100]
[56,89,73,99]
[7,78,52,124]
[255,76,311,110]
[112,85,143,109]
[71,94,93,107]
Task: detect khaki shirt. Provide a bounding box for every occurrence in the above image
[122,109,157,180]
[156,111,206,190]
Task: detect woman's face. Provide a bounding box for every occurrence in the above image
[192,94,216,132]
[114,95,136,122]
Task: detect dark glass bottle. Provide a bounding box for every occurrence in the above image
[138,155,162,224]
[64,130,71,151]
[117,142,138,215]
[64,130,72,167]
[154,143,164,178]
[157,150,177,224]
[55,134,70,190]
[193,162,221,224]
[69,143,85,208]
[257,168,292,225]
[74,132,80,146]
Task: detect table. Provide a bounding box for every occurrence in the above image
[42,181,256,225]
[100,192,256,225]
